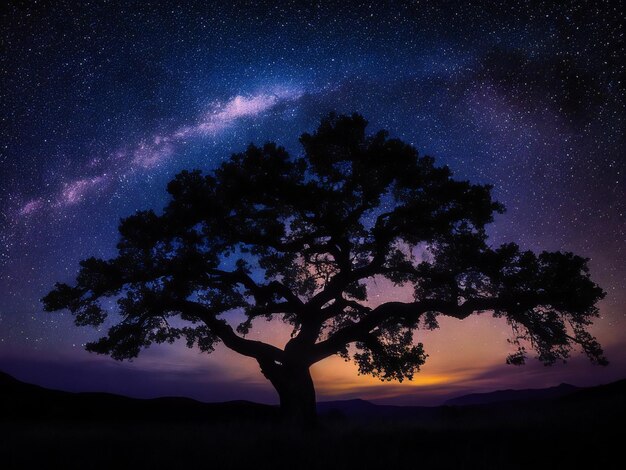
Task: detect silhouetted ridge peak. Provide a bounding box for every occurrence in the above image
[445,383,580,406]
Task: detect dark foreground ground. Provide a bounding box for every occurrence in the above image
[1,372,624,469]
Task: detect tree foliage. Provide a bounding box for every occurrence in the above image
[44,113,607,391]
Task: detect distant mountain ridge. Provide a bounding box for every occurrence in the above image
[3,372,625,470]
[0,371,277,422]
[444,383,580,406]
[2,371,625,423]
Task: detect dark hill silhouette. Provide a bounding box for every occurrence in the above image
[2,371,623,469]
[3,370,624,424]
[316,398,438,420]
[561,378,626,402]
[0,371,277,422]
[444,382,579,406]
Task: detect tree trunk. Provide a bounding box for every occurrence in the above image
[277,367,317,425]
[261,361,317,426]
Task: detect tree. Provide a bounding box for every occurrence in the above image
[43,113,607,424]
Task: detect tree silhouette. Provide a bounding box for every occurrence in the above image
[43,114,607,424]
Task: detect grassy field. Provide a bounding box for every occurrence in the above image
[2,406,620,469]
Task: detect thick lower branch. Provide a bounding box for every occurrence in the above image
[181,301,284,362]
[310,297,505,363]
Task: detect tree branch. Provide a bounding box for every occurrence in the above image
[180,300,284,362]
[208,268,304,312]
[310,297,505,363]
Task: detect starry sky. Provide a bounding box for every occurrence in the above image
[1,0,624,406]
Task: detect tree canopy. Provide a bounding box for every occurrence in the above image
[43,113,607,422]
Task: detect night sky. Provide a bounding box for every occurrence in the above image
[1,1,624,406]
